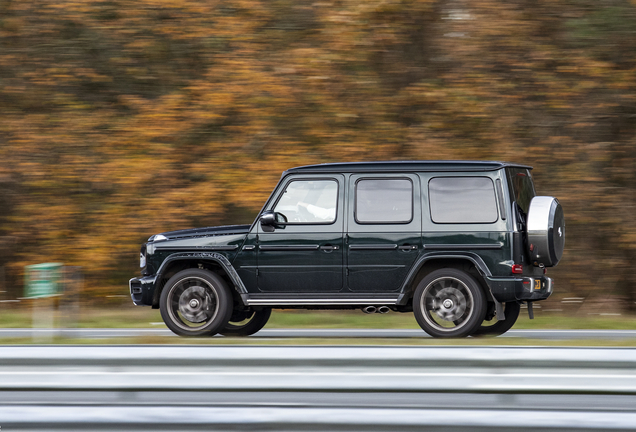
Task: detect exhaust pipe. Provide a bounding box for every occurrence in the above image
[362,306,390,314]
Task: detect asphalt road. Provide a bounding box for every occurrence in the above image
[2,327,636,339]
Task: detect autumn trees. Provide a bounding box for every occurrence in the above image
[0,0,635,309]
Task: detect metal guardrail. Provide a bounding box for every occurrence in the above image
[2,405,636,431]
[1,346,636,431]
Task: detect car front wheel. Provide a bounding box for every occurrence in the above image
[160,269,233,337]
[413,269,486,338]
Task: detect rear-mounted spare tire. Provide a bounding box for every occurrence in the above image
[526,196,565,267]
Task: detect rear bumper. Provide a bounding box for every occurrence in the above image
[485,275,554,303]
[129,276,157,306]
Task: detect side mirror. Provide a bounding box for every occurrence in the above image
[260,211,287,232]
[260,210,276,227]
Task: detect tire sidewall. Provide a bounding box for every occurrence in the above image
[471,301,521,337]
[413,268,486,338]
[160,268,233,337]
[220,308,272,337]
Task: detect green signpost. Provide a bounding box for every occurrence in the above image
[24,263,63,299]
[24,263,64,342]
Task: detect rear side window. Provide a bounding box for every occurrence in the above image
[506,168,536,214]
[356,178,413,224]
[429,177,498,224]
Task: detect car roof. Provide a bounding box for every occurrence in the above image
[284,160,532,174]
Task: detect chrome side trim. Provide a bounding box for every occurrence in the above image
[245,297,400,306]
[424,243,503,250]
[156,245,239,251]
[260,245,320,251]
[349,244,398,250]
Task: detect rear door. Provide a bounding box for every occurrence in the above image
[422,173,510,277]
[346,174,422,292]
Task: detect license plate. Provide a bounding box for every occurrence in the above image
[535,279,542,290]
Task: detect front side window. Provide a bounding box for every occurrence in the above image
[356,178,413,224]
[429,177,498,224]
[274,180,337,224]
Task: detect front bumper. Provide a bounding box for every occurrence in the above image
[485,275,554,303]
[129,276,157,306]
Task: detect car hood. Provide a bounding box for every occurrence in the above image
[150,224,251,241]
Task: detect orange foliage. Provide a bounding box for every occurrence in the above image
[0,0,635,307]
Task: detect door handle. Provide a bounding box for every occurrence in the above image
[398,245,418,251]
[320,245,340,252]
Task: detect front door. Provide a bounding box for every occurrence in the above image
[257,175,344,292]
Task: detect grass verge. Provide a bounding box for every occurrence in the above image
[3,303,636,330]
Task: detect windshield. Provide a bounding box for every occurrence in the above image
[506,168,536,214]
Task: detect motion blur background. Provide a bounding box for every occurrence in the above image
[0,0,635,316]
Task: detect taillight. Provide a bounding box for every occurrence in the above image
[512,264,523,274]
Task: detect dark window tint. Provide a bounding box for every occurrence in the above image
[506,168,536,214]
[429,177,498,224]
[356,179,412,223]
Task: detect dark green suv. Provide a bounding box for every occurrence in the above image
[130,161,565,338]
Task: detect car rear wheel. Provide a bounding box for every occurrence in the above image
[472,301,521,337]
[160,269,233,337]
[220,308,272,337]
[413,269,486,338]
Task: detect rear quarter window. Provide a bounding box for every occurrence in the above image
[429,177,498,224]
[506,168,536,214]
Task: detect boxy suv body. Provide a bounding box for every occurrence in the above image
[130,161,565,338]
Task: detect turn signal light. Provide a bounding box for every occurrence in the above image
[512,264,523,274]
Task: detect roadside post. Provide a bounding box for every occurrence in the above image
[60,266,82,336]
[24,263,63,342]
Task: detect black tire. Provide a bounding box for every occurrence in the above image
[471,301,521,337]
[220,308,272,337]
[159,269,233,337]
[413,269,487,338]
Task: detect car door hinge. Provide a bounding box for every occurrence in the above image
[256,269,259,277]
[346,268,349,276]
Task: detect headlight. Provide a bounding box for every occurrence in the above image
[140,246,147,268]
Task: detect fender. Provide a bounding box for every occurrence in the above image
[153,252,248,305]
[396,252,494,306]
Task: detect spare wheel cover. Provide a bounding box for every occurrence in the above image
[526,196,565,267]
